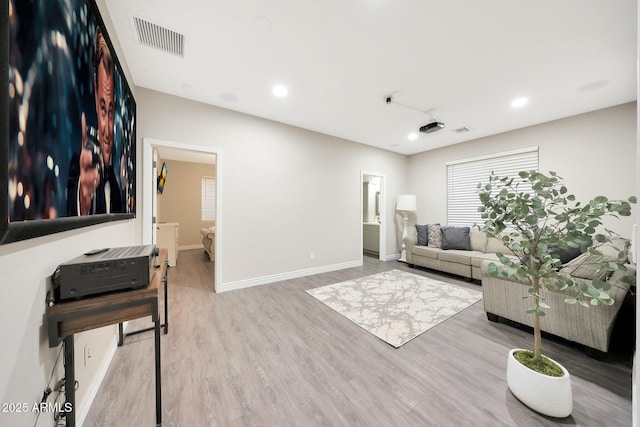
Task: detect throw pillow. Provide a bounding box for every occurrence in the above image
[549,245,582,265]
[427,224,442,248]
[415,225,429,246]
[441,226,471,250]
[469,227,488,252]
[485,236,511,254]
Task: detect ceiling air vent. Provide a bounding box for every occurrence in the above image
[132,16,184,58]
[453,126,473,134]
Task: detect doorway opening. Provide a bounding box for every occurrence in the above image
[143,138,221,292]
[361,172,386,261]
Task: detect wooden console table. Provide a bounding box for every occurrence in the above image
[47,249,168,427]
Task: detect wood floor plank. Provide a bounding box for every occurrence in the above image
[84,251,633,426]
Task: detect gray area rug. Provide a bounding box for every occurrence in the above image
[307,269,482,348]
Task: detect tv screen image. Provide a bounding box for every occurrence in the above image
[157,162,167,194]
[2,0,136,243]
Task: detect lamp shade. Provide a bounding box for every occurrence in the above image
[396,194,417,211]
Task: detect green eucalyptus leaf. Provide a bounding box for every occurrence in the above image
[487,263,498,274]
[602,297,615,306]
[593,196,608,204]
[586,288,601,298]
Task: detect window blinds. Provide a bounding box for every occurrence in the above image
[201,176,216,221]
[446,147,539,226]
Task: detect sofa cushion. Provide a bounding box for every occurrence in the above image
[415,224,429,246]
[441,226,471,250]
[560,252,610,280]
[470,228,488,252]
[470,252,503,267]
[486,236,511,254]
[559,238,629,280]
[439,250,472,264]
[412,245,440,260]
[609,264,636,284]
[427,224,443,248]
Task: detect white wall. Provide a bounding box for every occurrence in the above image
[136,88,409,290]
[407,102,637,237]
[0,222,138,427]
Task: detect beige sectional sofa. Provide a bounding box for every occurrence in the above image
[404,226,633,353]
[404,227,512,280]
[482,262,633,353]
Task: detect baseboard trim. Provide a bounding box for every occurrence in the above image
[178,244,203,251]
[382,253,401,262]
[76,334,118,427]
[218,260,362,293]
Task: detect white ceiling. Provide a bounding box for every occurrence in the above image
[105,0,637,156]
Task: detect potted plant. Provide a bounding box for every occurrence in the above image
[477,170,635,417]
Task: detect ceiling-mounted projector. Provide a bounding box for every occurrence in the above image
[419,121,445,133]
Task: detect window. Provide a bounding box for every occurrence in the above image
[446,146,538,226]
[201,176,216,221]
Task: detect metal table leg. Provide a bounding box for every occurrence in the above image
[118,263,169,345]
[154,301,162,426]
[162,269,169,334]
[64,335,76,427]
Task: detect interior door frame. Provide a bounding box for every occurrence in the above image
[360,171,386,261]
[143,137,221,292]
[151,148,158,245]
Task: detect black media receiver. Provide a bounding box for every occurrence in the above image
[53,245,155,301]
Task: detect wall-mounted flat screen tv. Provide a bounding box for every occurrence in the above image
[1,0,136,244]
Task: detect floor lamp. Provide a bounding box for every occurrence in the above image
[397,195,417,262]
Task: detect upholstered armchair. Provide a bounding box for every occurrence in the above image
[200,226,215,261]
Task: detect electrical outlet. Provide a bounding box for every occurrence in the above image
[309,252,315,260]
[83,344,92,367]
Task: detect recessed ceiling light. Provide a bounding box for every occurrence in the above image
[511,97,529,108]
[272,84,288,98]
[408,132,418,141]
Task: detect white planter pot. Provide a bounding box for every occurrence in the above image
[506,349,572,418]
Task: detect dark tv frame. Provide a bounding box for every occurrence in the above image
[1,0,136,245]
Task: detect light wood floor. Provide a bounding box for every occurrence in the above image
[85,250,633,426]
